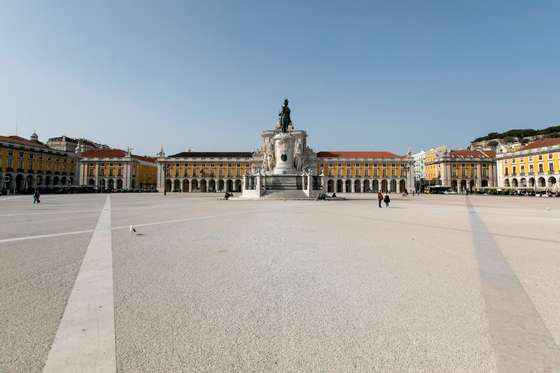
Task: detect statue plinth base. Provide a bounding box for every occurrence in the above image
[272,132,297,175]
[260,126,307,176]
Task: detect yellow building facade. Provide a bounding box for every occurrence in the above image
[157,152,254,192]
[0,134,78,194]
[423,146,496,192]
[79,149,157,191]
[316,151,414,193]
[496,138,560,190]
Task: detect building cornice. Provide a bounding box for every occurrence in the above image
[496,144,560,160]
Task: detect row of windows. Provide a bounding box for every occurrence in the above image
[451,164,489,177]
[1,153,73,171]
[504,153,556,164]
[164,163,252,177]
[85,164,137,177]
[168,162,250,167]
[505,163,555,176]
[166,168,249,177]
[322,162,404,168]
[324,169,402,177]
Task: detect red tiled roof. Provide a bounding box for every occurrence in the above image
[521,138,560,151]
[134,155,157,163]
[81,149,156,163]
[0,135,48,149]
[317,151,403,159]
[449,149,495,159]
[81,149,127,158]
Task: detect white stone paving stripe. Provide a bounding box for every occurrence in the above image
[466,197,560,372]
[0,209,103,217]
[0,229,95,244]
[43,196,116,373]
[0,210,259,244]
[111,209,262,231]
[0,196,26,201]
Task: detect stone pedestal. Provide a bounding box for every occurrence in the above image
[273,132,296,175]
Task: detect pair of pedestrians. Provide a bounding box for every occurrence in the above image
[377,192,390,208]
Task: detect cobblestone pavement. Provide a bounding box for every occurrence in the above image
[1,193,559,372]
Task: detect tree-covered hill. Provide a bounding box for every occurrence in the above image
[473,125,560,143]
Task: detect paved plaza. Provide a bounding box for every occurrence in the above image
[1,193,560,372]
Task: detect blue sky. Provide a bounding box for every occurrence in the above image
[1,1,559,155]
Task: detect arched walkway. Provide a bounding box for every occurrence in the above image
[528,178,535,188]
[26,175,34,192]
[327,179,334,193]
[200,179,207,192]
[512,179,518,188]
[209,179,216,192]
[504,179,510,188]
[108,179,115,191]
[117,179,124,190]
[381,179,388,193]
[520,178,527,188]
[372,179,379,192]
[15,174,25,193]
[481,179,489,188]
[399,179,406,193]
[226,179,233,192]
[3,174,13,192]
[390,179,397,193]
[354,179,361,193]
[88,178,95,186]
[234,179,242,192]
[183,179,190,192]
[469,180,474,191]
[336,179,343,193]
[218,179,224,192]
[460,180,467,192]
[345,179,351,193]
[192,179,199,192]
[363,179,370,192]
[451,180,458,192]
[548,176,557,188]
[165,179,171,192]
[538,177,546,188]
[173,179,180,192]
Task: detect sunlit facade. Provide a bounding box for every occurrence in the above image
[316,151,414,193]
[79,149,157,191]
[496,138,560,190]
[157,152,254,192]
[424,146,496,192]
[0,134,78,194]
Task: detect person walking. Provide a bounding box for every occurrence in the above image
[384,193,391,208]
[377,191,384,208]
[33,189,40,204]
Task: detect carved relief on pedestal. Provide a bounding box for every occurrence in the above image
[261,136,276,172]
[293,136,303,171]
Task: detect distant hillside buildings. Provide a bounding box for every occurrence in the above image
[46,135,110,153]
